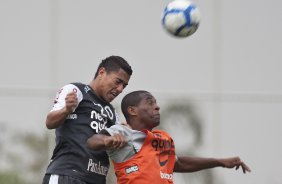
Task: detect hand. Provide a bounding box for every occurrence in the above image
[104,133,127,150]
[64,92,78,113]
[219,157,251,173]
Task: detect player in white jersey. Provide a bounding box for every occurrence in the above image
[42,56,132,184]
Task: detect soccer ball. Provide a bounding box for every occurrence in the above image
[162,0,201,38]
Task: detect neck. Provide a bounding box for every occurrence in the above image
[88,80,106,102]
[89,80,97,92]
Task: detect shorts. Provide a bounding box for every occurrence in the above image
[42,174,87,184]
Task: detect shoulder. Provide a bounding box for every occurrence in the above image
[59,83,82,93]
[70,82,88,90]
[152,129,169,134]
[104,124,129,135]
[152,129,172,139]
[51,83,83,110]
[60,83,83,99]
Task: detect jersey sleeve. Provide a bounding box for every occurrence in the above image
[51,84,83,112]
[103,124,127,136]
[102,125,130,162]
[102,125,147,163]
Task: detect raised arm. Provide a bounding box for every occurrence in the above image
[86,132,127,151]
[46,92,78,129]
[174,156,251,174]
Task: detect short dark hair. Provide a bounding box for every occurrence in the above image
[94,55,133,78]
[121,90,149,122]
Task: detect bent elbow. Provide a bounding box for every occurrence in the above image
[45,118,58,129]
[45,121,54,129]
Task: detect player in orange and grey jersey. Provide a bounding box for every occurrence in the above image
[87,90,251,184]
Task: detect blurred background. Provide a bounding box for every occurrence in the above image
[0,0,282,184]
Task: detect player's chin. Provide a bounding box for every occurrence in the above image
[154,115,160,122]
[154,121,160,128]
[153,118,160,126]
[107,94,118,102]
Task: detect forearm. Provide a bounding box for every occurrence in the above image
[174,156,224,172]
[45,107,69,129]
[86,134,109,150]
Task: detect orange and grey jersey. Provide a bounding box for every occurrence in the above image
[102,125,176,184]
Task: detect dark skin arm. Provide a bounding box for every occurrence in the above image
[86,133,127,150]
[45,92,78,129]
[174,156,251,173]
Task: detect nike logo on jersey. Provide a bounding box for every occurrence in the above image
[159,159,168,166]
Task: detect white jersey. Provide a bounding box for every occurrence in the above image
[51,84,83,112]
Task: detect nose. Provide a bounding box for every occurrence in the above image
[155,104,160,111]
[116,84,125,93]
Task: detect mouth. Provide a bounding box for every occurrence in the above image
[110,92,118,98]
[105,92,118,102]
[154,114,160,120]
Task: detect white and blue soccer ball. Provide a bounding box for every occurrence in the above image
[162,0,201,38]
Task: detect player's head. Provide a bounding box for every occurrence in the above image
[121,90,160,130]
[92,56,133,103]
[94,56,132,79]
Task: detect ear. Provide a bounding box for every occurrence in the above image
[127,106,138,116]
[97,67,106,77]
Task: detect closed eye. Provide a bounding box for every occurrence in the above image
[115,79,128,88]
